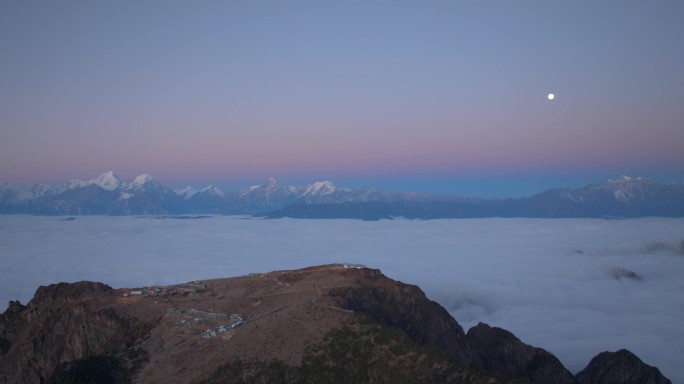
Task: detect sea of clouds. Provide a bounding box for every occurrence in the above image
[1,215,682,382]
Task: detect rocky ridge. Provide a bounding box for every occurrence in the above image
[0,265,672,383]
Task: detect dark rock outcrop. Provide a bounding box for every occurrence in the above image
[328,270,673,384]
[330,268,471,363]
[0,281,157,384]
[576,349,672,384]
[0,301,27,356]
[30,281,112,306]
[466,322,575,384]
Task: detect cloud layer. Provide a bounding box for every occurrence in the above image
[1,216,682,381]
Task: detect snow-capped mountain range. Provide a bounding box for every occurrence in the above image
[0,171,434,215]
[1,173,683,218]
[266,176,684,220]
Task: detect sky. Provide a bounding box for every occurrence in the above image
[1,1,683,197]
[2,216,683,381]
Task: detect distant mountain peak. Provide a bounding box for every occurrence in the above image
[68,171,122,191]
[132,174,155,184]
[300,181,336,197]
[99,170,120,179]
[598,176,653,191]
[122,174,158,192]
[241,178,279,196]
[606,175,653,185]
[200,185,225,197]
[264,177,279,193]
[93,171,122,190]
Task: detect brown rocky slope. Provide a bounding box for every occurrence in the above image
[0,265,672,383]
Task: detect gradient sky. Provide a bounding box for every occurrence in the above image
[1,1,683,197]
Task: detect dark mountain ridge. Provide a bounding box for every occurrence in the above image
[0,265,671,383]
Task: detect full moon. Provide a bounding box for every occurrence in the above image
[547,93,555,100]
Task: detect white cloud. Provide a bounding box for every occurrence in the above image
[0,216,682,382]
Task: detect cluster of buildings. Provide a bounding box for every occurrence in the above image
[122,281,206,298]
[124,286,176,297]
[200,314,245,340]
[167,307,245,340]
[340,263,367,269]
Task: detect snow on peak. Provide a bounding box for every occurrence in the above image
[264,177,279,193]
[123,174,158,192]
[68,171,121,191]
[92,171,122,191]
[301,181,336,197]
[175,186,198,199]
[604,176,653,203]
[132,174,155,185]
[610,175,649,184]
[201,185,225,197]
[241,178,279,196]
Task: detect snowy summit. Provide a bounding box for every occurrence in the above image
[68,171,121,191]
[300,181,336,197]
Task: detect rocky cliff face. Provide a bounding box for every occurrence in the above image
[576,349,672,384]
[0,265,674,383]
[0,282,158,383]
[330,268,471,363]
[466,322,575,383]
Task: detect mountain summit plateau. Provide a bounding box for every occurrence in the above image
[0,265,671,383]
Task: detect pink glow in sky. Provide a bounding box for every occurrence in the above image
[1,1,683,196]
